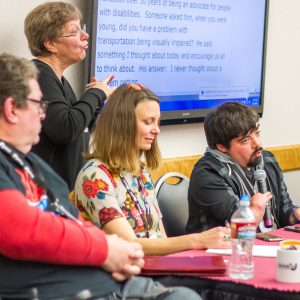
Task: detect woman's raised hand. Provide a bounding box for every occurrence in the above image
[86,74,115,97]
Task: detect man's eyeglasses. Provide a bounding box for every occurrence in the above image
[60,24,87,38]
[26,98,49,114]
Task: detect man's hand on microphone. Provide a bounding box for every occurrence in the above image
[250,192,272,225]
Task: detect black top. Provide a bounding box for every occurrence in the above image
[32,59,106,190]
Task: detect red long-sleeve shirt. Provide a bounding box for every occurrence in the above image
[0,189,108,266]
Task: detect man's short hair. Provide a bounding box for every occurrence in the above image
[0,53,38,112]
[204,102,259,149]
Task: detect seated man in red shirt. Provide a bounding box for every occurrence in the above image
[0,53,200,299]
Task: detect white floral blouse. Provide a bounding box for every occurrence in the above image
[74,159,162,238]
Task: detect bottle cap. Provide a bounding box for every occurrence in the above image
[240,194,250,205]
[240,194,249,201]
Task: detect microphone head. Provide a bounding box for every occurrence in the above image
[254,169,267,181]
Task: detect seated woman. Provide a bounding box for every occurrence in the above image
[74,83,230,255]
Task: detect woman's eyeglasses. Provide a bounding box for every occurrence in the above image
[60,24,87,38]
[26,98,49,114]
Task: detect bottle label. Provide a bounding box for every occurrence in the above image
[231,222,256,239]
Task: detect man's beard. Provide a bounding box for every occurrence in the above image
[247,147,263,167]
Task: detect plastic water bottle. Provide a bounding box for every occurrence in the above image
[229,194,256,280]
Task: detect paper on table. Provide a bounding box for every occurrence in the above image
[206,245,280,257]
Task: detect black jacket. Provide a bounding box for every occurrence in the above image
[32,59,106,190]
[186,150,296,233]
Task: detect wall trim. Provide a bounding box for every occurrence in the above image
[151,144,300,182]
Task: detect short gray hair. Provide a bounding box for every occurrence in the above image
[24,2,82,56]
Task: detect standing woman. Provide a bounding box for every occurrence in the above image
[24,2,113,190]
[74,84,230,255]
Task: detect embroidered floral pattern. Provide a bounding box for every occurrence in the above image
[128,216,138,230]
[121,195,144,232]
[99,207,122,227]
[140,171,153,191]
[82,177,109,199]
[98,164,117,189]
[76,199,86,213]
[82,178,98,198]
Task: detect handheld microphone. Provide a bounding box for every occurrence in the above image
[254,169,273,228]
